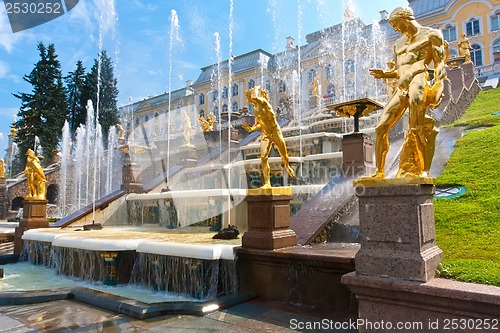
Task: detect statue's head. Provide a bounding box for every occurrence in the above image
[26,148,35,158]
[388,7,415,30]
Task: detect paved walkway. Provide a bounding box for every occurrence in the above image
[0,299,357,332]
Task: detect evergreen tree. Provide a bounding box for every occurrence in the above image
[82,51,119,141]
[13,42,68,166]
[65,60,87,136]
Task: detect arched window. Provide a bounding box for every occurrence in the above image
[466,18,481,36]
[199,110,205,118]
[346,59,355,73]
[278,80,286,93]
[232,101,239,112]
[471,44,483,66]
[199,93,205,105]
[213,106,219,120]
[279,97,285,107]
[222,104,228,112]
[491,11,500,31]
[493,39,500,53]
[442,24,457,42]
[144,114,149,122]
[248,79,255,89]
[135,117,140,125]
[325,64,334,79]
[327,84,336,97]
[213,89,218,101]
[265,81,271,92]
[449,48,458,57]
[308,69,315,82]
[154,112,159,118]
[222,86,228,99]
[232,83,239,96]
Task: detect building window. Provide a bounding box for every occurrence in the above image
[199,93,205,105]
[308,69,315,82]
[222,104,228,112]
[222,86,228,99]
[325,65,334,79]
[492,39,500,53]
[154,112,159,118]
[135,117,140,126]
[449,48,458,57]
[466,18,480,36]
[232,101,239,112]
[471,44,483,66]
[199,110,205,118]
[213,89,218,101]
[265,81,271,92]
[247,79,255,89]
[278,80,286,93]
[213,106,219,120]
[346,59,355,73]
[232,83,239,96]
[491,12,500,31]
[327,84,336,97]
[442,25,457,42]
[144,114,149,122]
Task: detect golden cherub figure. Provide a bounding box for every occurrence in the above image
[362,6,447,180]
[24,149,46,200]
[243,86,295,189]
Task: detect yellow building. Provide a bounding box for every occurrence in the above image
[407,0,500,82]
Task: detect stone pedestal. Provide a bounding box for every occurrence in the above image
[121,161,143,194]
[14,200,49,254]
[352,183,443,282]
[342,133,374,177]
[242,188,296,250]
[0,178,7,220]
[309,95,320,109]
[181,145,197,168]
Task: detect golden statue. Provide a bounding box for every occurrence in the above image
[198,112,216,132]
[458,33,473,63]
[0,158,5,178]
[116,124,126,141]
[183,111,194,147]
[311,72,319,97]
[24,149,46,200]
[243,86,295,189]
[362,6,447,181]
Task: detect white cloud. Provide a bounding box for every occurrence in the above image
[132,1,158,13]
[0,59,9,78]
[0,6,33,52]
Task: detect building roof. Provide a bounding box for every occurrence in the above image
[408,0,450,18]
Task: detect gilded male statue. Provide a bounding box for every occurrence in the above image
[0,158,5,178]
[24,149,46,200]
[458,33,473,63]
[243,86,295,189]
[364,6,447,179]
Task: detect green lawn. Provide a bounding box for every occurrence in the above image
[435,87,500,286]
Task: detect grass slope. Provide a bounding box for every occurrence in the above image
[435,88,500,286]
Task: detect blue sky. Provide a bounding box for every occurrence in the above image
[0,0,407,158]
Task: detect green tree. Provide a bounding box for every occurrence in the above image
[65,60,87,137]
[82,50,119,141]
[13,42,68,166]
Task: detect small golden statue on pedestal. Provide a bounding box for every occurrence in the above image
[458,33,473,63]
[243,86,295,190]
[24,149,46,200]
[357,6,447,186]
[0,158,5,178]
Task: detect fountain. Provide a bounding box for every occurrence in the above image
[1,0,415,319]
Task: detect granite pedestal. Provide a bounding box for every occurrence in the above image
[342,133,374,177]
[14,200,49,254]
[242,188,296,250]
[352,182,443,282]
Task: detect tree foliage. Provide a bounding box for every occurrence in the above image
[65,60,87,137]
[13,42,68,168]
